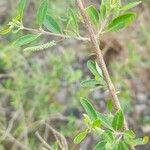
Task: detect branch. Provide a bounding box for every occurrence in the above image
[22,26,90,42]
[76,1,134,149]
[35,131,52,150]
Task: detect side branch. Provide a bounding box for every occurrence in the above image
[22,26,90,42]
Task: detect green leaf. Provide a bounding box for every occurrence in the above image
[67,9,79,34]
[101,0,111,5]
[123,130,136,139]
[0,26,11,35]
[83,114,91,127]
[13,34,40,47]
[121,1,142,12]
[100,5,107,20]
[133,137,149,146]
[114,141,129,150]
[44,15,62,34]
[74,131,88,144]
[87,60,103,80]
[120,141,129,150]
[97,112,114,130]
[105,13,136,32]
[106,100,113,112]
[80,98,98,121]
[18,0,26,20]
[112,110,124,130]
[94,141,107,150]
[102,130,114,143]
[86,5,99,28]
[81,79,103,88]
[124,136,137,146]
[92,119,101,129]
[37,0,48,27]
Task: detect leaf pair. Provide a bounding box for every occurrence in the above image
[81,60,105,89]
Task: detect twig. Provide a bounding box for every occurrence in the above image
[22,26,90,42]
[45,123,68,150]
[76,0,135,149]
[0,109,21,141]
[35,131,53,150]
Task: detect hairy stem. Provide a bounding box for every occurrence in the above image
[21,26,90,41]
[76,1,135,149]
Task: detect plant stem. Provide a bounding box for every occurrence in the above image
[76,1,135,149]
[22,26,90,41]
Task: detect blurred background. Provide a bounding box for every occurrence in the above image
[0,0,149,149]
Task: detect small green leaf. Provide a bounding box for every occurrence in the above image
[67,9,79,35]
[106,100,113,112]
[92,119,101,129]
[124,130,136,139]
[0,26,11,35]
[114,141,129,150]
[13,34,40,47]
[121,1,142,12]
[37,0,48,27]
[18,0,26,20]
[44,15,62,34]
[86,5,99,28]
[97,112,114,130]
[94,141,107,150]
[80,98,98,121]
[100,5,107,20]
[83,114,91,127]
[87,60,103,80]
[102,130,114,143]
[120,141,129,150]
[96,62,103,77]
[74,131,88,144]
[124,136,137,146]
[105,13,136,32]
[112,110,124,130]
[81,79,103,88]
[101,0,111,5]
[134,138,145,145]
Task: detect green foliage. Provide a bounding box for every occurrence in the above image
[112,110,124,130]
[0,26,12,35]
[1,0,148,149]
[74,60,147,149]
[37,0,48,27]
[86,5,100,28]
[94,141,107,150]
[74,130,88,144]
[80,98,98,121]
[44,15,62,34]
[87,60,103,80]
[81,79,103,89]
[107,100,113,112]
[105,13,136,32]
[66,9,79,35]
[121,1,142,11]
[13,34,40,46]
[18,0,26,20]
